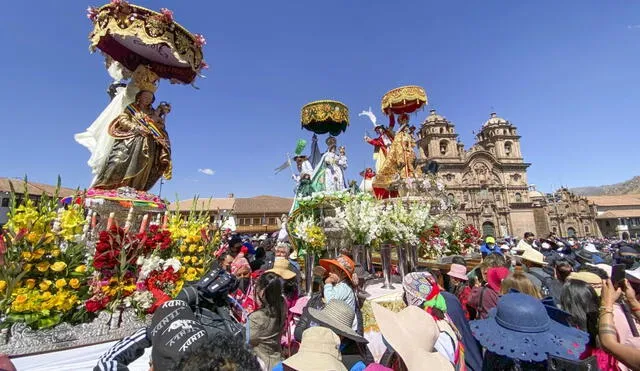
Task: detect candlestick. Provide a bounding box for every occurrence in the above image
[139,214,149,235]
[161,211,169,229]
[107,212,115,230]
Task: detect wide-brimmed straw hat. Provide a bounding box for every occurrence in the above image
[470,293,589,362]
[372,303,453,371]
[520,248,547,266]
[320,254,355,281]
[266,257,296,280]
[308,300,367,343]
[283,327,347,371]
[447,263,468,281]
[567,271,603,295]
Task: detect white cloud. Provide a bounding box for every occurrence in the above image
[627,24,640,30]
[197,168,215,176]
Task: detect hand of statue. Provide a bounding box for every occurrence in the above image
[136,125,151,136]
[364,136,371,142]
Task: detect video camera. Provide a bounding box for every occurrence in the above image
[175,266,245,341]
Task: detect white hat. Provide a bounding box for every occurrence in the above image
[283,327,347,371]
[520,248,547,266]
[584,244,598,253]
[372,303,453,371]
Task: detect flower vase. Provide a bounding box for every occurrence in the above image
[380,244,395,289]
[396,244,408,279]
[352,244,365,267]
[407,243,419,272]
[304,252,315,297]
[365,245,374,273]
[109,308,123,329]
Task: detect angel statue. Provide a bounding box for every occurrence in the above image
[75,65,172,192]
[359,107,394,172]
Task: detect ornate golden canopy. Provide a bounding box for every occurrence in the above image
[381,86,428,115]
[300,100,349,136]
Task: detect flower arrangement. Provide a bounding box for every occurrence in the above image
[291,216,326,257]
[443,223,481,255]
[335,193,380,246]
[166,209,217,282]
[125,255,181,316]
[0,180,91,329]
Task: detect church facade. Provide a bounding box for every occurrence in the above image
[416,110,599,239]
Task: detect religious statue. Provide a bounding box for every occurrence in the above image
[292,154,314,183]
[337,145,348,183]
[359,168,376,194]
[76,65,172,192]
[312,136,347,192]
[373,122,417,189]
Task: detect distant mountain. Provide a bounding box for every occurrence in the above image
[571,176,640,196]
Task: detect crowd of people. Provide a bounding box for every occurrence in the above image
[85,230,640,371]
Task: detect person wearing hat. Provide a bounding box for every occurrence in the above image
[293,154,313,183]
[479,236,502,257]
[364,125,393,173]
[519,248,554,293]
[307,300,371,370]
[469,267,509,320]
[471,292,589,369]
[372,303,454,371]
[281,327,348,371]
[402,272,463,368]
[446,264,471,320]
[321,254,358,330]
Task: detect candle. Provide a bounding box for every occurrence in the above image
[107,212,115,230]
[91,212,97,229]
[124,207,134,233]
[139,214,149,235]
[161,211,169,229]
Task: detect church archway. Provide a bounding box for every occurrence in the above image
[567,227,576,238]
[482,221,495,238]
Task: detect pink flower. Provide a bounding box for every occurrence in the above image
[194,33,207,47]
[199,60,209,70]
[160,8,174,23]
[86,6,99,21]
[111,0,124,5]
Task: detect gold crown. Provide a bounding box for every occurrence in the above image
[132,65,159,93]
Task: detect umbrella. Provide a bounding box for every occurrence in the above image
[381,85,427,116]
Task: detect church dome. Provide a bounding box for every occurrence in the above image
[483,112,508,127]
[425,109,448,124]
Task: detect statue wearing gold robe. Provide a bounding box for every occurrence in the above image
[373,126,417,189]
[91,93,172,191]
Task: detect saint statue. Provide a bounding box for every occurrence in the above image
[311,137,347,193]
[359,108,397,173]
[373,122,417,189]
[76,65,172,192]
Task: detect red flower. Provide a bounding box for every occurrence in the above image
[86,297,109,313]
[160,8,174,23]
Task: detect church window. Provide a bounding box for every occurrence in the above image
[479,188,489,200]
[440,127,444,134]
[585,225,590,233]
[482,221,495,237]
[515,192,522,202]
[463,193,469,202]
[252,218,260,225]
[567,227,576,237]
[504,141,512,156]
[439,140,448,155]
[447,193,455,202]
[1,198,8,207]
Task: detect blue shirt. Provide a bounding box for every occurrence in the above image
[480,243,503,256]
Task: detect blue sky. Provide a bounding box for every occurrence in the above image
[1,1,639,199]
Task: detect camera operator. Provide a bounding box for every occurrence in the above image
[94,267,245,371]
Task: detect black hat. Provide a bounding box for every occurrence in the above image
[575,249,595,264]
[148,300,208,370]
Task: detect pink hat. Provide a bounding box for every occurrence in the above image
[289,296,310,315]
[447,264,468,281]
[364,364,393,371]
[487,267,510,292]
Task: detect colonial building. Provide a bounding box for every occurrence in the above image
[587,194,640,239]
[416,110,599,238]
[170,194,293,234]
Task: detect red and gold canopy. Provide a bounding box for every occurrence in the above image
[301,100,349,136]
[88,1,206,84]
[381,86,428,116]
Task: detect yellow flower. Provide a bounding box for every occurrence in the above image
[191,256,198,264]
[39,279,52,291]
[21,251,33,262]
[55,278,67,289]
[14,294,28,305]
[69,278,80,289]
[25,279,36,289]
[75,265,87,273]
[50,261,67,272]
[196,268,204,276]
[0,281,6,291]
[182,256,191,264]
[36,261,50,272]
[198,245,205,253]
[26,232,40,244]
[197,258,204,266]
[179,245,187,253]
[50,249,61,258]
[33,248,46,260]
[41,291,52,300]
[23,263,32,272]
[186,267,197,276]
[188,244,197,253]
